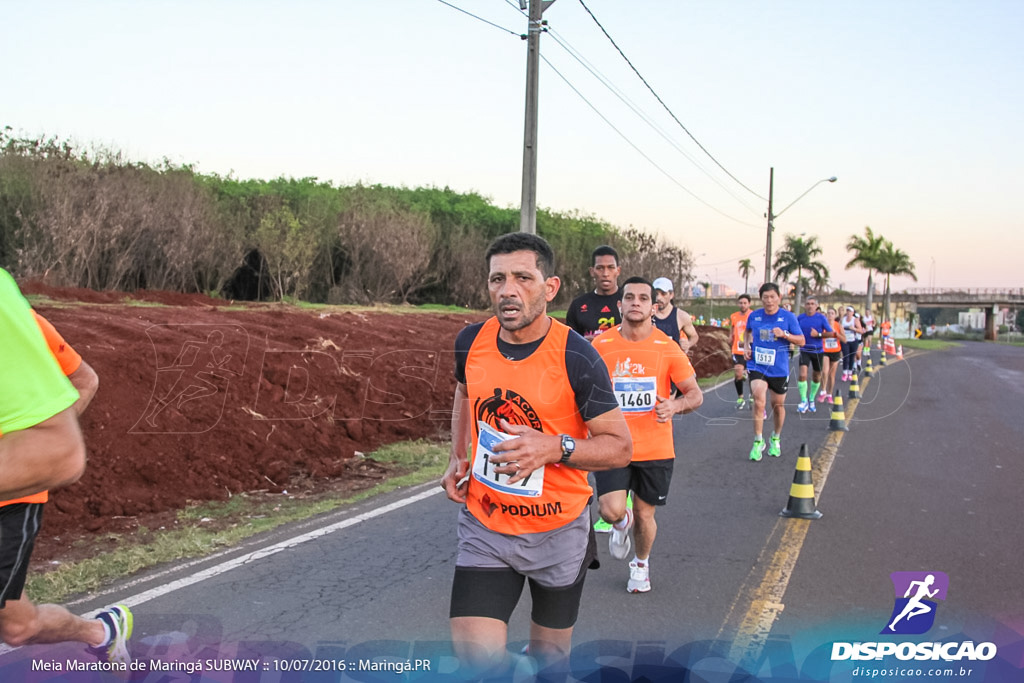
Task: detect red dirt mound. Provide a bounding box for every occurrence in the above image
[18,288,731,562]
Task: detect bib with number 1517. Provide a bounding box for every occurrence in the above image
[472,420,544,497]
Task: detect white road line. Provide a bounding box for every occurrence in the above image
[95,485,442,612]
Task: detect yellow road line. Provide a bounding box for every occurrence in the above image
[717,372,870,668]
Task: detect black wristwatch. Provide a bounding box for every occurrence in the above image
[560,434,576,464]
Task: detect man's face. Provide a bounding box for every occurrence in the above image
[761,288,781,312]
[620,283,655,323]
[488,251,559,332]
[738,297,750,312]
[590,255,620,295]
[804,298,818,314]
[654,288,672,311]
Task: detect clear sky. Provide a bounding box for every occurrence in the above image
[3,1,1022,294]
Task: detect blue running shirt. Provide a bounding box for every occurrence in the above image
[745,307,803,378]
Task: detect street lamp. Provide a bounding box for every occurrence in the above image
[764,169,837,282]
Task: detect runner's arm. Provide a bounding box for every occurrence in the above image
[677,309,699,353]
[441,382,472,503]
[490,407,631,485]
[67,360,99,415]
[0,407,86,500]
[658,375,702,421]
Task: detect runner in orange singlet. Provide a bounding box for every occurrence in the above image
[441,233,631,677]
[729,294,752,409]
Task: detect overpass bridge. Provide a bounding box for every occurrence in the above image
[692,288,1022,340]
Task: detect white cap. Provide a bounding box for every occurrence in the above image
[652,277,673,292]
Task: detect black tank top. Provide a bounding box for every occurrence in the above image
[653,306,681,342]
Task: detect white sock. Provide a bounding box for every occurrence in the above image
[97,618,113,647]
[633,556,648,566]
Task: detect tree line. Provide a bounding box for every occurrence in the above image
[745,227,916,321]
[0,129,695,309]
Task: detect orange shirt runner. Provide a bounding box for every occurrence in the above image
[730,309,750,356]
[594,326,695,461]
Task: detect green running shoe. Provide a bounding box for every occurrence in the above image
[768,434,782,457]
[593,518,613,533]
[749,438,765,462]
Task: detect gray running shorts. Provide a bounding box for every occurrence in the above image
[456,505,591,588]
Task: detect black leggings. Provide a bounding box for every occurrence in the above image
[842,340,861,372]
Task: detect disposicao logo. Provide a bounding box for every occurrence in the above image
[882,571,948,635]
[831,571,998,663]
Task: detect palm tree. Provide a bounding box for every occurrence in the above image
[773,234,829,311]
[876,242,917,322]
[846,226,886,316]
[737,258,755,294]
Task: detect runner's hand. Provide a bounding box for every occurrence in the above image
[490,419,557,484]
[440,458,470,503]
[654,395,676,423]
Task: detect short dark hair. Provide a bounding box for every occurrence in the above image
[621,275,654,299]
[759,282,780,297]
[484,232,556,279]
[738,293,751,302]
[591,245,619,266]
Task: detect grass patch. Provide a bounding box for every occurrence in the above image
[698,369,736,389]
[897,338,960,351]
[26,440,448,604]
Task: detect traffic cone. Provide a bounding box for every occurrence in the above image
[880,348,888,366]
[897,345,904,360]
[829,390,849,432]
[864,355,875,377]
[848,372,861,399]
[779,443,822,519]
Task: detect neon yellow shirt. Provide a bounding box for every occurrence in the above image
[0,269,78,433]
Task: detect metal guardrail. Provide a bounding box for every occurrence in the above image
[904,287,1024,297]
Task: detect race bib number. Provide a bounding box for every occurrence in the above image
[472,421,543,497]
[823,337,840,352]
[614,377,656,413]
[754,346,777,366]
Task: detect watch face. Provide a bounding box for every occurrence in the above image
[562,435,575,455]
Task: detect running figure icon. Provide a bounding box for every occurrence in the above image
[888,574,939,631]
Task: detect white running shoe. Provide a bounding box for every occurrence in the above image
[627,560,651,593]
[91,604,134,667]
[797,401,809,414]
[609,508,633,560]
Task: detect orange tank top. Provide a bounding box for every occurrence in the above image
[823,320,844,352]
[730,310,750,355]
[464,317,591,534]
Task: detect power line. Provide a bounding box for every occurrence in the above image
[434,0,522,37]
[545,30,761,217]
[541,54,760,229]
[576,0,767,202]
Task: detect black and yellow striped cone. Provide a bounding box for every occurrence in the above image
[780,443,822,519]
[864,355,874,377]
[848,372,861,399]
[829,390,849,432]
[880,348,888,366]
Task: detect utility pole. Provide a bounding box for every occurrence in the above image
[764,167,775,284]
[519,0,554,233]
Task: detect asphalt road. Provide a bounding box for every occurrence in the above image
[3,342,1022,681]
